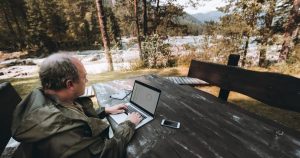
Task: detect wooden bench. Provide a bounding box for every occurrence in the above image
[0,82,22,156]
[188,60,300,112]
[165,54,240,87]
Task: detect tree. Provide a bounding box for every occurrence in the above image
[96,0,114,71]
[152,2,187,35]
[279,0,300,61]
[58,0,100,50]
[113,1,135,36]
[208,14,249,64]
[153,0,160,33]
[213,0,261,66]
[105,7,122,48]
[142,0,148,36]
[25,0,63,55]
[134,0,143,60]
[0,2,18,46]
[0,0,26,51]
[258,0,276,67]
[114,0,189,36]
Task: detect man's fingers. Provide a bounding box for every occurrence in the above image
[113,109,125,114]
[133,112,141,118]
[119,104,127,109]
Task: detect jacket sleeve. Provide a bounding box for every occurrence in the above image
[99,121,135,158]
[95,107,107,119]
[75,97,107,119]
[114,120,135,143]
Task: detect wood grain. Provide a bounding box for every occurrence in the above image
[93,75,300,158]
[188,60,300,112]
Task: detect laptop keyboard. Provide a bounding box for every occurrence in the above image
[125,106,147,120]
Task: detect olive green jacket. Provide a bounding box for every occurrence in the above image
[11,88,135,158]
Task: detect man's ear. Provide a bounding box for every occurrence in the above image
[66,80,74,89]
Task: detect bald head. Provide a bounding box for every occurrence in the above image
[39,53,80,90]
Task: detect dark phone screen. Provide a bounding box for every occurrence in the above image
[163,120,179,127]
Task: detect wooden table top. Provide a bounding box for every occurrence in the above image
[93,75,300,158]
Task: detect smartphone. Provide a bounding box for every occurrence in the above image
[161,119,180,129]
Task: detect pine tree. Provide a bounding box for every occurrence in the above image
[114,1,135,36]
[258,0,276,67]
[214,0,262,66]
[96,0,114,71]
[134,0,143,60]
[0,0,26,51]
[25,0,65,55]
[142,0,148,36]
[279,0,300,61]
[105,7,121,48]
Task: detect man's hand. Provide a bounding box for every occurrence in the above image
[105,104,127,114]
[128,112,142,126]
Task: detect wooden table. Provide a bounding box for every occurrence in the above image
[93,75,300,158]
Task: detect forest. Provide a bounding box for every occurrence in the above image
[0,0,299,70]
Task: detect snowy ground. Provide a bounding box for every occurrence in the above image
[0,36,281,80]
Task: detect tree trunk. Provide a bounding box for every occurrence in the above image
[2,8,17,39]
[1,5,22,50]
[8,1,25,49]
[279,0,300,61]
[95,0,113,71]
[258,0,276,67]
[241,35,250,67]
[258,43,267,67]
[153,0,160,33]
[142,0,148,36]
[134,0,143,60]
[0,2,18,39]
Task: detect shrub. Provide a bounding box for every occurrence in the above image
[130,60,145,71]
[176,52,198,66]
[142,34,174,68]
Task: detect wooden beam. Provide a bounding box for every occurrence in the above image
[188,60,300,112]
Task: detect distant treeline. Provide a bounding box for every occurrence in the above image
[0,0,201,56]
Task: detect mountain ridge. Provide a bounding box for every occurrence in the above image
[191,11,224,22]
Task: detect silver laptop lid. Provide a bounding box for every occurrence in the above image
[130,80,161,116]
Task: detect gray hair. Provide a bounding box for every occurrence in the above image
[39,53,80,90]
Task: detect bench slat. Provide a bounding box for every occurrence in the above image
[188,60,300,112]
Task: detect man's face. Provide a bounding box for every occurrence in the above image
[72,59,88,97]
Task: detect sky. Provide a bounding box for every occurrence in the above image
[175,0,228,14]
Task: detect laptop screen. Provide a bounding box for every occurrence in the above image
[130,81,160,114]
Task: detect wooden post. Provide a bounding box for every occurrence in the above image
[218,54,240,101]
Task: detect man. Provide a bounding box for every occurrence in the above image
[11,53,141,158]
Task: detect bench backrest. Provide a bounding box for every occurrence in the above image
[0,82,21,154]
[187,60,300,113]
[188,54,240,100]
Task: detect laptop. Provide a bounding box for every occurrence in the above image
[109,80,161,129]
